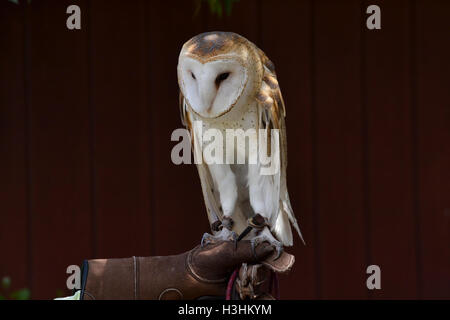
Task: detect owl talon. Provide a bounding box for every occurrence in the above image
[221,217,234,230]
[201,232,215,247]
[250,238,259,260]
[273,244,283,260]
[250,232,283,261]
[202,228,237,248]
[229,231,238,242]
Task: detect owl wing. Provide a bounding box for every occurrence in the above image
[256,50,305,245]
[179,92,224,231]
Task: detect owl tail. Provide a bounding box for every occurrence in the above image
[273,200,306,247]
[273,208,293,246]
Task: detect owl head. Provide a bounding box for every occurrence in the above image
[177,32,263,119]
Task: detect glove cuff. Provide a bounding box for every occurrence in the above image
[80,251,227,300]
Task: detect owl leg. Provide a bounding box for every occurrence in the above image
[247,164,283,258]
[208,164,238,226]
[247,164,276,222]
[200,164,238,247]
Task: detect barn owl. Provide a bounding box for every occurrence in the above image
[177,32,304,256]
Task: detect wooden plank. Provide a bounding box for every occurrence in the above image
[364,0,418,298]
[90,0,151,258]
[415,0,450,299]
[0,1,29,294]
[260,0,317,299]
[314,0,367,298]
[28,0,91,298]
[147,1,208,256]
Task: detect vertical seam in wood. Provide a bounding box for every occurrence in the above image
[146,0,156,257]
[360,0,372,300]
[409,0,423,299]
[23,0,32,298]
[87,0,97,259]
[310,0,321,300]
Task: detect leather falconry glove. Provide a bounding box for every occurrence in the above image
[79,240,273,300]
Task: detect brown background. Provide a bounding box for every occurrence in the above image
[1,0,449,299]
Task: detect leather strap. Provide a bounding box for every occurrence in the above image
[234,263,272,300]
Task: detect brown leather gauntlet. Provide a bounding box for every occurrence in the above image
[80,240,273,300]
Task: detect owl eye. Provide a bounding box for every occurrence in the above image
[216,72,230,85]
[191,72,196,80]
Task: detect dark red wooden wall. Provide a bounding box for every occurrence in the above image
[1,0,449,299]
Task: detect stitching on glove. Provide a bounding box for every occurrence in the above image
[186,249,228,284]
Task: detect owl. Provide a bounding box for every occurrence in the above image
[177,32,304,256]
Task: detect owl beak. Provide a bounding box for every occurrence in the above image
[198,80,217,114]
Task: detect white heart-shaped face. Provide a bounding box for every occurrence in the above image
[178,56,248,118]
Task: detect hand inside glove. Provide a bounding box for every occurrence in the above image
[80,240,274,300]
